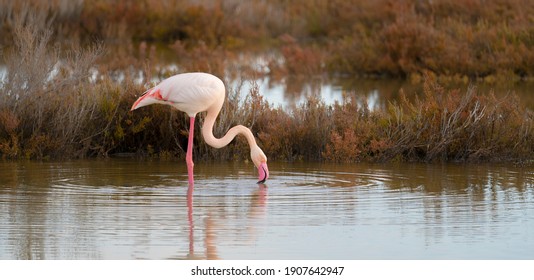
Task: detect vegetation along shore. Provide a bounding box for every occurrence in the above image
[0,0,532,163]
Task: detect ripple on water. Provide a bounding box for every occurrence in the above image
[1,161,534,259]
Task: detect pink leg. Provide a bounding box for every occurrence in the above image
[186,117,195,186]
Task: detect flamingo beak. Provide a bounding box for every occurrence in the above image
[131,89,161,111]
[131,93,151,111]
[257,162,269,184]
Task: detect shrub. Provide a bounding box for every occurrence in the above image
[381,76,533,162]
[0,7,103,159]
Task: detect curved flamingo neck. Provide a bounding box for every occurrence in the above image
[201,108,257,149]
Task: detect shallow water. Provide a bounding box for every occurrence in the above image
[0,160,533,259]
[255,76,534,111]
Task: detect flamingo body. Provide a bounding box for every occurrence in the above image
[131,72,269,185]
[133,73,224,117]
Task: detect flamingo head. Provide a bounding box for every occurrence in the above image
[131,88,165,111]
[251,145,269,184]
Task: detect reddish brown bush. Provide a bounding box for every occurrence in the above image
[1,0,532,163]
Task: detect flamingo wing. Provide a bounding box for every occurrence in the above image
[158,73,225,117]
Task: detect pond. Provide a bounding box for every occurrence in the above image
[2,56,534,111]
[1,159,533,259]
[252,76,534,111]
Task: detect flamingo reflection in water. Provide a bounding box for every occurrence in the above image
[183,184,267,260]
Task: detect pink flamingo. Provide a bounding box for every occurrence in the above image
[130,72,269,185]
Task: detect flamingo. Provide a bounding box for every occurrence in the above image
[130,72,269,185]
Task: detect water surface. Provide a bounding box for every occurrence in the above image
[0,160,533,259]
